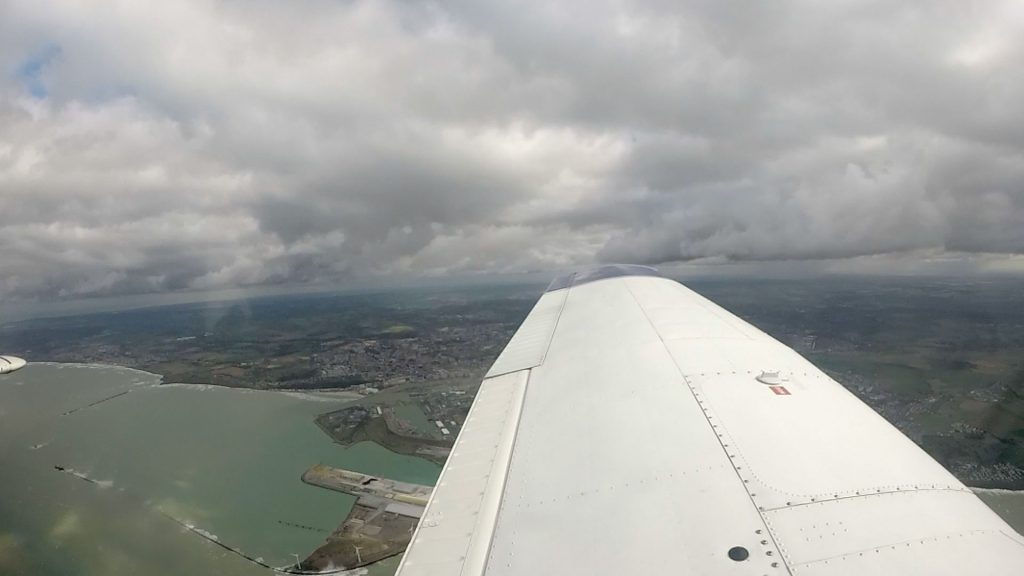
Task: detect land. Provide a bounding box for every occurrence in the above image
[3,274,1024,490]
[0,284,537,390]
[298,465,431,571]
[313,377,480,465]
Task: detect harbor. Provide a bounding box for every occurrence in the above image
[298,464,433,571]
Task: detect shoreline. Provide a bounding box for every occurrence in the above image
[26,362,1024,491]
[32,361,364,399]
[32,361,165,381]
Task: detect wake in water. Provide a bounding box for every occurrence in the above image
[974,487,1024,494]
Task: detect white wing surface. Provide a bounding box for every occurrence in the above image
[396,266,1024,576]
[0,355,27,374]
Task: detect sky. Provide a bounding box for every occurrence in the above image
[1,0,1023,302]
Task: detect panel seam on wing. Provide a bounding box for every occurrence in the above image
[670,282,761,340]
[689,388,968,502]
[622,278,795,576]
[479,369,533,575]
[534,282,570,371]
[761,486,974,512]
[789,529,1012,568]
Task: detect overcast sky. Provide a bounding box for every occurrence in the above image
[2,0,1023,301]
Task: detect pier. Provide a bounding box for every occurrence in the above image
[297,464,434,571]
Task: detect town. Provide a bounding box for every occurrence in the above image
[4,276,1024,489]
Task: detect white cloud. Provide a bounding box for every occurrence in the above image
[1,0,1023,300]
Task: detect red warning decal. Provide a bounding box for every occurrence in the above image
[769,385,791,396]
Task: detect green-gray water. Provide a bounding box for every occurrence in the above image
[0,363,439,575]
[10,363,1024,576]
[975,489,1024,534]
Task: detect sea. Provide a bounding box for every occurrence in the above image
[3,363,1024,575]
[0,363,440,576]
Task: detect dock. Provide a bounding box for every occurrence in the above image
[297,464,434,571]
[301,463,432,507]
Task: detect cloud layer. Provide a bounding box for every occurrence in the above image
[2,0,1023,299]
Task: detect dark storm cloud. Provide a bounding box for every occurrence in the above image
[1,0,1024,301]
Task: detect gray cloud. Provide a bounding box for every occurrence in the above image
[1,0,1024,301]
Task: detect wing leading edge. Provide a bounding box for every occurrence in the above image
[397,266,1024,576]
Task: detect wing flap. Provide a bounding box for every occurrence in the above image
[398,370,528,576]
[485,290,566,378]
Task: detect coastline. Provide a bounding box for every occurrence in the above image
[32,361,364,401]
[31,361,165,382]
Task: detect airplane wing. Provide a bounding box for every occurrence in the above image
[396,265,1024,576]
[0,355,27,374]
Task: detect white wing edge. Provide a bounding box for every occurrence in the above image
[396,369,529,576]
